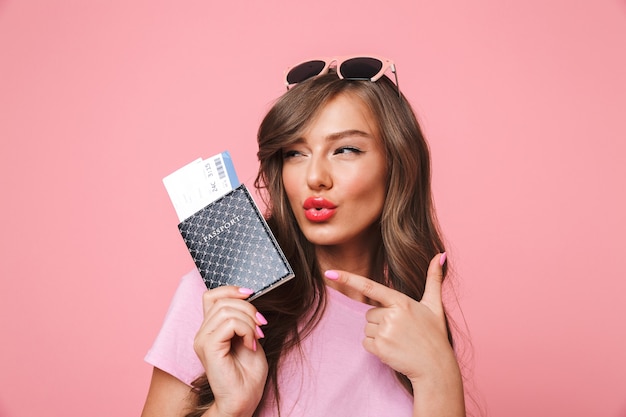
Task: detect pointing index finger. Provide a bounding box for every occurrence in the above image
[324,270,400,307]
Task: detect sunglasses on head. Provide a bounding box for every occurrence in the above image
[284,55,400,96]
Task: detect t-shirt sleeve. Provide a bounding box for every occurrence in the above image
[144,269,206,386]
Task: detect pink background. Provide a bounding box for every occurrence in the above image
[1,1,625,416]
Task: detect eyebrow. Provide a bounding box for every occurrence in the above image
[326,129,374,141]
[292,129,374,144]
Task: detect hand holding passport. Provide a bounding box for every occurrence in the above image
[163,152,294,300]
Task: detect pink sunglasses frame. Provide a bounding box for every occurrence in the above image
[284,55,400,96]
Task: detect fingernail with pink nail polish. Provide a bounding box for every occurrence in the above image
[324,270,339,280]
[238,287,254,295]
[256,311,268,325]
[439,252,447,266]
[256,325,265,338]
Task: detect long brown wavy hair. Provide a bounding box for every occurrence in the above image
[185,71,451,417]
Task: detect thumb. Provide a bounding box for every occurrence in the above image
[421,252,446,313]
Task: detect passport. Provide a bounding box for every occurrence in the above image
[177,184,294,300]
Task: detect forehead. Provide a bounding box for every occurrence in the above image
[302,92,380,138]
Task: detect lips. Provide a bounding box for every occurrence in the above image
[303,197,337,222]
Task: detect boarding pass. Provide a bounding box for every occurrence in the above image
[162,151,240,222]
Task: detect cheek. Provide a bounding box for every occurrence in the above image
[282,170,300,205]
[344,165,387,197]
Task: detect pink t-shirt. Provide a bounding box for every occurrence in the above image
[145,269,413,416]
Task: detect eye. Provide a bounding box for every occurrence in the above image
[334,146,363,155]
[282,149,303,159]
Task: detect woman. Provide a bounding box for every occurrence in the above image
[142,56,466,417]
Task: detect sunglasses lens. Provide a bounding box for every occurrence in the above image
[286,60,326,85]
[340,57,383,80]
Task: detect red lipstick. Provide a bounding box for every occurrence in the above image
[303,197,337,222]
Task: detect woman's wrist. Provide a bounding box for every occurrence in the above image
[201,403,255,417]
[410,353,465,417]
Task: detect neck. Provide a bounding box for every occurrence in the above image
[315,239,383,304]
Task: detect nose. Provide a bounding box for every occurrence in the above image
[306,154,332,190]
